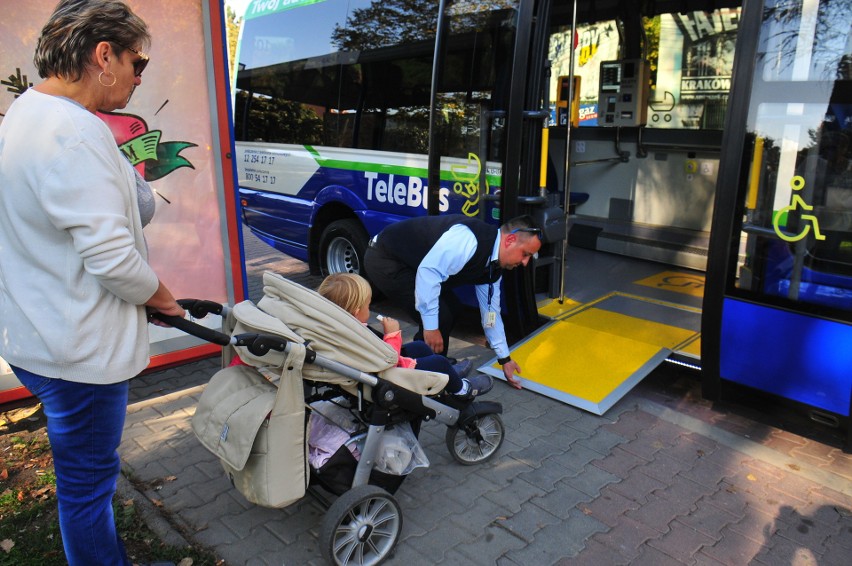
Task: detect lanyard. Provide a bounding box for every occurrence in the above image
[488,260,494,309]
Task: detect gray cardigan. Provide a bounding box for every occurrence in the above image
[0,89,160,383]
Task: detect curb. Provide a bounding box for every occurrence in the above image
[116,473,191,550]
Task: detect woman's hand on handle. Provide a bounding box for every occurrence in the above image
[145,280,185,327]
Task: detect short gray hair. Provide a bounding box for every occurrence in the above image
[34,0,150,81]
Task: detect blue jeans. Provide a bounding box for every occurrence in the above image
[400,340,463,393]
[12,366,131,566]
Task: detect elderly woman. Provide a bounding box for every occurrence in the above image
[0,1,184,564]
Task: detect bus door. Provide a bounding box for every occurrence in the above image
[426,0,551,342]
[704,0,852,447]
[479,0,740,415]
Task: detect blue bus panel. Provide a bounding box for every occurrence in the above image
[720,298,852,417]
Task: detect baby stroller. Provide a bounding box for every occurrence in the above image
[154,272,505,565]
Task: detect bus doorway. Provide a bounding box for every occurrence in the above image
[232,0,742,416]
[479,0,741,414]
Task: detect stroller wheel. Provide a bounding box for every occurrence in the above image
[320,484,402,566]
[445,413,505,465]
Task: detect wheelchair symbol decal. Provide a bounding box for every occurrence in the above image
[657,274,704,290]
[772,175,825,242]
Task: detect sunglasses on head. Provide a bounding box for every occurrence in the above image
[509,227,542,240]
[116,43,149,76]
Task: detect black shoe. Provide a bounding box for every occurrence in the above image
[455,373,493,399]
[452,359,473,379]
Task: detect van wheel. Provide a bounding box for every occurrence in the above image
[319,219,368,277]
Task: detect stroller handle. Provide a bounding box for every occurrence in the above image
[148,304,296,359]
[177,298,225,319]
[148,311,232,346]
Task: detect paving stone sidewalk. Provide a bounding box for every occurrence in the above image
[120,228,852,565]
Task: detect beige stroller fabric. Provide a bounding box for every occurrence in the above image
[251,271,448,396]
[191,344,309,508]
[192,363,277,472]
[191,272,450,509]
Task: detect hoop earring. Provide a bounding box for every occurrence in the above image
[98,71,116,87]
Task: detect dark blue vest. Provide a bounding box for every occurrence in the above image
[377,215,501,287]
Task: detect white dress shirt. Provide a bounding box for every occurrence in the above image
[415,224,509,358]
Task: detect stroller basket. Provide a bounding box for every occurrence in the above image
[308,397,428,496]
[155,272,505,565]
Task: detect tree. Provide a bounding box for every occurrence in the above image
[233,91,324,145]
[226,5,241,81]
[331,0,437,51]
[643,15,661,88]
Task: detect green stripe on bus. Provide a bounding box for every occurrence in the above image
[304,145,322,159]
[315,158,502,186]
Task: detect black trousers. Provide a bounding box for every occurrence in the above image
[365,245,462,357]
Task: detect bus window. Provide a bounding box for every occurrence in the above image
[234,0,364,144]
[645,8,739,129]
[436,4,517,164]
[734,0,852,315]
[548,7,741,129]
[330,4,437,154]
[233,0,520,276]
[549,20,620,127]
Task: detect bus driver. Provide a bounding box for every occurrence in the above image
[364,214,542,390]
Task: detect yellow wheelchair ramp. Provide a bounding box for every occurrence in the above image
[480,293,700,415]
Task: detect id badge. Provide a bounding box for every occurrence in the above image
[485,310,497,328]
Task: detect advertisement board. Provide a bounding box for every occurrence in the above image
[0,0,245,402]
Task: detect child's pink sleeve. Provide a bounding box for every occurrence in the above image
[383,330,403,355]
[383,331,417,369]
